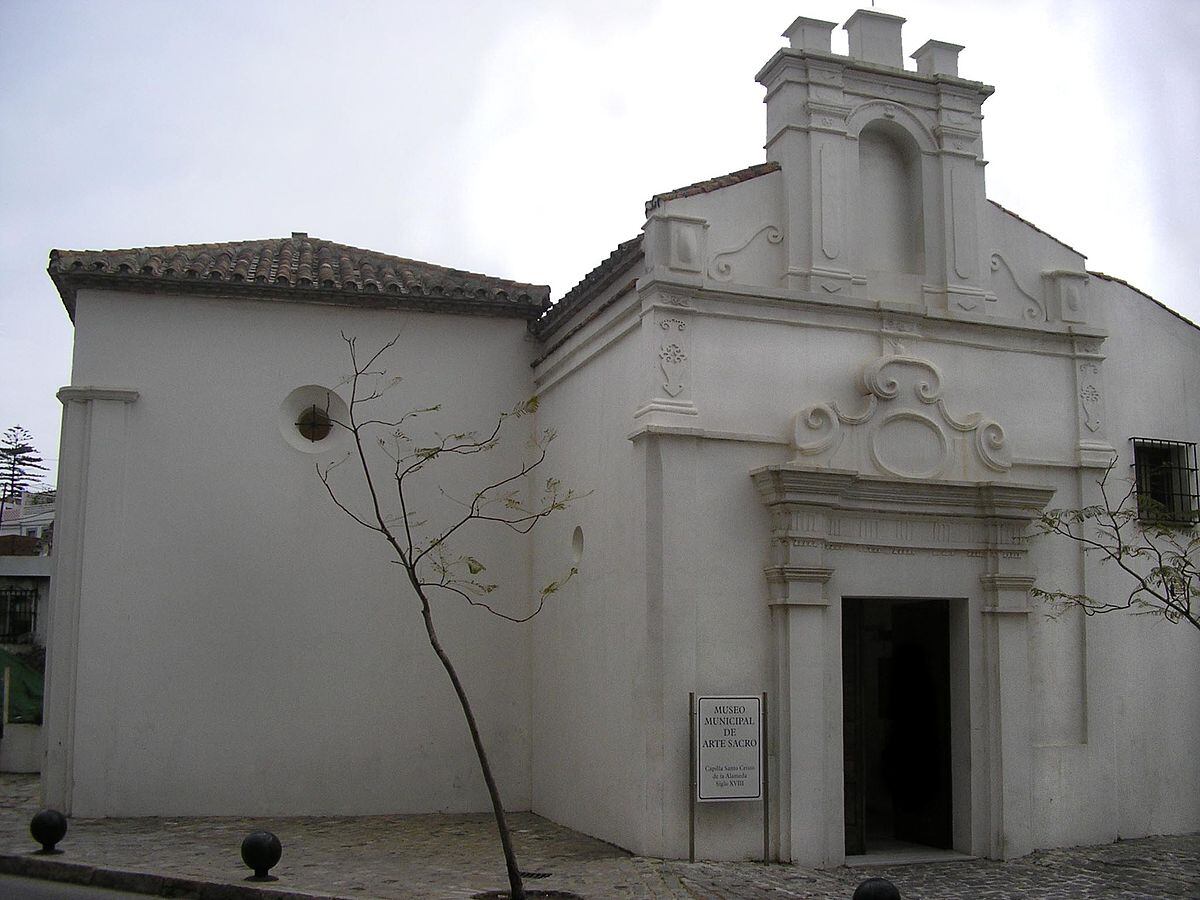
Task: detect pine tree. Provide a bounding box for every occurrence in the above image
[0,426,49,529]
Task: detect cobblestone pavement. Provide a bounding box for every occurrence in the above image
[1,776,1197,899]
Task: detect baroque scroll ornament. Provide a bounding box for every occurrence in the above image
[792,354,1011,479]
[708,224,783,282]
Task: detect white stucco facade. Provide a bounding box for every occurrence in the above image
[45,295,540,817]
[46,9,1198,868]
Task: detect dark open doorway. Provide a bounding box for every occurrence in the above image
[843,597,953,855]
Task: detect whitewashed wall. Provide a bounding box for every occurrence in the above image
[47,290,539,816]
[1083,279,1200,840]
[529,280,653,853]
[524,106,1199,860]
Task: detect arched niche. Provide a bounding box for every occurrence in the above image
[857,119,925,276]
[845,104,938,305]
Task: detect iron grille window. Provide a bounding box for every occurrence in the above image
[1131,438,1200,524]
[0,588,37,643]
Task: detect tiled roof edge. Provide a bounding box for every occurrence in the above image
[48,238,548,290]
[532,277,639,369]
[1088,271,1198,331]
[49,270,548,324]
[533,235,644,341]
[48,237,550,323]
[645,162,781,216]
[987,199,1085,258]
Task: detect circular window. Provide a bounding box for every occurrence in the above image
[279,386,349,453]
[295,404,333,443]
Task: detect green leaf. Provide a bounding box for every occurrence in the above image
[466,557,486,575]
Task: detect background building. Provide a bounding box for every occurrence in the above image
[0,488,51,773]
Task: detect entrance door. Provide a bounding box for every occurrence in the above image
[843,598,952,854]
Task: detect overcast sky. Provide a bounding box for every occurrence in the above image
[2,0,1197,480]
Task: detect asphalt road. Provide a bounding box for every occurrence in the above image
[0,874,149,898]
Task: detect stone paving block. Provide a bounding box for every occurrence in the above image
[1,776,1197,898]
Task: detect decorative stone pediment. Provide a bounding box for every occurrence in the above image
[792,354,1009,481]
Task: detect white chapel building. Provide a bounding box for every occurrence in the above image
[43,10,1199,866]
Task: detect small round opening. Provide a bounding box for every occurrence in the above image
[296,404,332,442]
[279,386,349,453]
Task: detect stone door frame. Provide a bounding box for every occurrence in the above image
[752,464,1054,866]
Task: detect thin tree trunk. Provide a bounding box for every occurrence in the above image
[418,590,526,900]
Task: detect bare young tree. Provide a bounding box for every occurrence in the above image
[1033,456,1198,632]
[316,334,580,900]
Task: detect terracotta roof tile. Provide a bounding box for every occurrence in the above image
[533,235,644,340]
[645,162,781,215]
[49,233,550,322]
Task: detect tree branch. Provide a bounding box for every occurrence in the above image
[1033,456,1199,633]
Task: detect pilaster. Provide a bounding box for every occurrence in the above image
[980,572,1036,859]
[632,282,699,427]
[760,53,854,296]
[1071,335,1113,468]
[43,386,138,812]
[931,82,991,314]
[767,566,836,865]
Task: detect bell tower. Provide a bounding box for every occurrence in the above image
[757,10,994,313]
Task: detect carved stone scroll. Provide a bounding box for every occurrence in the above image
[990,252,1047,322]
[792,354,1011,479]
[709,225,783,283]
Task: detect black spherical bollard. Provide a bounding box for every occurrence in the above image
[30,809,68,854]
[240,831,282,881]
[853,876,901,900]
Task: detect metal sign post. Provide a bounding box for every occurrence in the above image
[688,692,696,863]
[762,692,769,864]
[689,693,769,864]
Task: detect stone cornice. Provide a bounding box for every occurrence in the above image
[980,574,1036,615]
[980,573,1037,591]
[753,465,1054,562]
[632,275,1107,358]
[751,465,1056,521]
[57,386,139,404]
[755,47,994,99]
[764,565,835,584]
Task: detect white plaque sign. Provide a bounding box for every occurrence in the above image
[695,695,762,802]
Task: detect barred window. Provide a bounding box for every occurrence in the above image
[1131,438,1199,524]
[0,588,37,644]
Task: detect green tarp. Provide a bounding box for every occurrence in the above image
[0,647,43,725]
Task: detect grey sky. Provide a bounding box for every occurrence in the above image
[2,0,1197,476]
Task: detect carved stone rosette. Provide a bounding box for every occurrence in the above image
[634,300,699,423]
[1069,336,1113,466]
[1076,361,1103,434]
[657,315,690,398]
